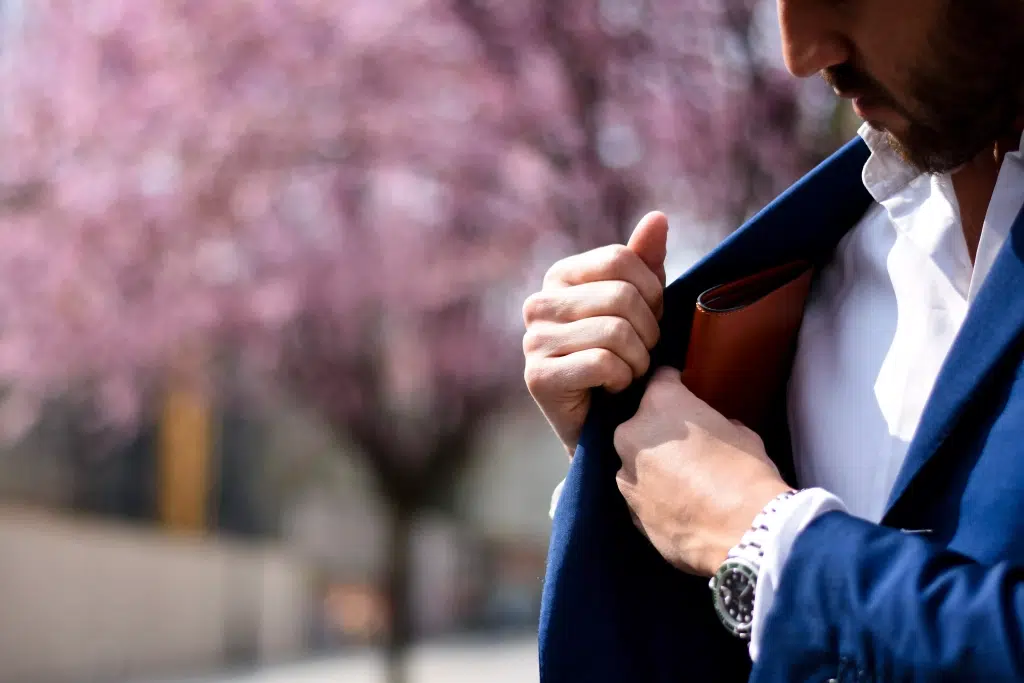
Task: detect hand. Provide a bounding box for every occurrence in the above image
[523,212,668,455]
[614,367,791,576]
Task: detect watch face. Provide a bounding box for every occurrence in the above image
[711,558,758,637]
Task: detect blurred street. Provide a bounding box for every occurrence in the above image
[140,638,538,683]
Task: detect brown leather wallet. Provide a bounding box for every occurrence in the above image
[680,261,814,432]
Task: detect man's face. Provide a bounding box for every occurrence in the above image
[779,0,1024,173]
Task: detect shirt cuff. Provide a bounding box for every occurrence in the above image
[748,487,847,661]
[549,478,566,519]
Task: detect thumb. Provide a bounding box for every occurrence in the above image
[626,211,668,285]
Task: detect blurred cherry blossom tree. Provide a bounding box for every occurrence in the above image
[0,0,835,678]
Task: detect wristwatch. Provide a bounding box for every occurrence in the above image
[709,489,798,640]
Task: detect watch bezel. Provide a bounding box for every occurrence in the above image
[709,556,759,639]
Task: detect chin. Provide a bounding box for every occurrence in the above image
[868,118,915,150]
[862,121,906,148]
[868,114,908,136]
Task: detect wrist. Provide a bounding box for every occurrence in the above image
[705,480,794,575]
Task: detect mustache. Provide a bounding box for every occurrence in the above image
[821,63,927,125]
[821,63,908,115]
[821,63,886,99]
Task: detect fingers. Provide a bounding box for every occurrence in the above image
[524,315,651,379]
[650,365,683,385]
[525,347,634,397]
[641,377,766,456]
[522,280,660,350]
[641,366,688,406]
[643,368,733,431]
[521,212,668,455]
[651,369,722,416]
[543,244,664,320]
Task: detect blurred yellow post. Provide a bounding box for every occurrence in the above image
[157,350,214,534]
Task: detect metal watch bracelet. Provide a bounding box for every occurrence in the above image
[709,489,799,639]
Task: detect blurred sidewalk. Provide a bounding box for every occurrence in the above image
[139,637,539,683]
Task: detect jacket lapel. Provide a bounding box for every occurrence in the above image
[883,200,1024,521]
[656,137,873,369]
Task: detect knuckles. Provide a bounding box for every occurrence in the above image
[589,347,618,375]
[521,325,548,355]
[605,316,634,348]
[609,280,637,313]
[635,355,651,379]
[547,243,636,285]
[521,291,551,325]
[601,353,634,391]
[523,361,552,394]
[603,243,634,271]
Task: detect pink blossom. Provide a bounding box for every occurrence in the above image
[0,0,831,434]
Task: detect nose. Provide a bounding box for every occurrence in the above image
[777,0,850,78]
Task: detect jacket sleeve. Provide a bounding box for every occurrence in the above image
[751,511,1024,682]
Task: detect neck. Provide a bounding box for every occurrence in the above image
[951,126,1022,263]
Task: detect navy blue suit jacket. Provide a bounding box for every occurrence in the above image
[539,138,1024,683]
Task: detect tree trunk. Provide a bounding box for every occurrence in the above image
[384,502,415,683]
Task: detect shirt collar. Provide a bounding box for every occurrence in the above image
[857,123,922,204]
[858,122,1024,204]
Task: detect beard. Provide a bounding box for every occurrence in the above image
[822,0,1024,174]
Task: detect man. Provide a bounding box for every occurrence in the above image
[525,1,1024,681]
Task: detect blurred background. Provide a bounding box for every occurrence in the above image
[0,1,859,682]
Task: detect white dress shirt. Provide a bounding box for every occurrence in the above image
[749,123,1024,659]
